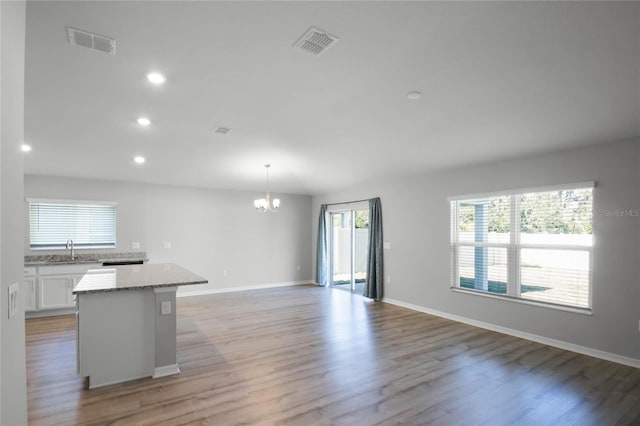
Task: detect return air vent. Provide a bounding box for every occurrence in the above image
[293,27,338,56]
[212,127,232,135]
[67,27,116,55]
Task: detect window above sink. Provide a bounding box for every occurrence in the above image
[27,198,117,250]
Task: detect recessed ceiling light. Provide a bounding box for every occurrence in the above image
[21,144,32,152]
[134,156,145,164]
[137,117,151,126]
[407,91,422,100]
[146,72,165,85]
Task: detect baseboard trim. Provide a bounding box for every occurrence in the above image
[382,297,640,369]
[26,308,75,319]
[88,373,150,389]
[153,364,180,379]
[176,280,311,298]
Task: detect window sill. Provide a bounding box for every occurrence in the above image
[30,246,116,251]
[450,287,592,316]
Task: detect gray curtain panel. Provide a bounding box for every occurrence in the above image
[364,197,383,300]
[316,204,328,286]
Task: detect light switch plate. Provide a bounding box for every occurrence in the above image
[160,301,171,315]
[163,241,172,249]
[8,283,19,319]
[383,242,391,250]
[131,241,140,249]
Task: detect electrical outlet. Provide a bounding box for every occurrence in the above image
[163,241,172,249]
[383,242,391,250]
[131,241,140,249]
[8,283,19,319]
[386,276,391,284]
[160,301,171,315]
[223,270,228,277]
[296,265,301,271]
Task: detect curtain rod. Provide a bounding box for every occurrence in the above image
[323,198,371,207]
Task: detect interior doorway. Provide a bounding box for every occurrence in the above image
[329,208,369,293]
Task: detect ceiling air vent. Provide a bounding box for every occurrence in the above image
[213,127,232,135]
[67,27,116,55]
[293,27,338,56]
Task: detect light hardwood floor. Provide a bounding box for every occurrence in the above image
[27,285,640,425]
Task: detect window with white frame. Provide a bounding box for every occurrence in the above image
[28,199,117,250]
[449,183,593,310]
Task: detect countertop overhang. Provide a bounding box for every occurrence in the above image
[73,263,207,294]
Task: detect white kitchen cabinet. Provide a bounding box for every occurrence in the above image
[39,276,75,309]
[23,277,37,311]
[23,267,37,311]
[27,263,101,316]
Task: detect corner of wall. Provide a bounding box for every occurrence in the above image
[1,0,28,424]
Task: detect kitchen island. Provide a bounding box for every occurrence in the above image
[73,263,207,389]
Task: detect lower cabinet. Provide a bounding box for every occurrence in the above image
[26,263,100,316]
[39,275,75,309]
[22,271,37,311]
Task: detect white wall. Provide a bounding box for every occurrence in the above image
[25,176,313,294]
[1,0,28,424]
[312,139,640,361]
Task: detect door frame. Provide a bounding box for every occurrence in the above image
[326,201,369,292]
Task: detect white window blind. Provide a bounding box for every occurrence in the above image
[29,199,117,250]
[450,185,593,310]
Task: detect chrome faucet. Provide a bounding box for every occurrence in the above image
[66,239,75,260]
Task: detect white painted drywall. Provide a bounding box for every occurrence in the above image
[1,0,28,423]
[312,139,640,361]
[24,176,313,295]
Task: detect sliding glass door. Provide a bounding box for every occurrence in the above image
[330,209,369,293]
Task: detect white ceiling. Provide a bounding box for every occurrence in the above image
[24,1,640,195]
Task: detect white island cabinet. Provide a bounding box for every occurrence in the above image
[74,263,207,389]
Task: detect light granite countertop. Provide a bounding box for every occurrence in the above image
[25,251,148,266]
[73,263,207,294]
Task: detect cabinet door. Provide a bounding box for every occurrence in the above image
[40,276,74,309]
[22,277,37,311]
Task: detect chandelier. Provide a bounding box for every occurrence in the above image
[254,163,280,212]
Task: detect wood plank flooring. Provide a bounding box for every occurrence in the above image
[26,284,640,425]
